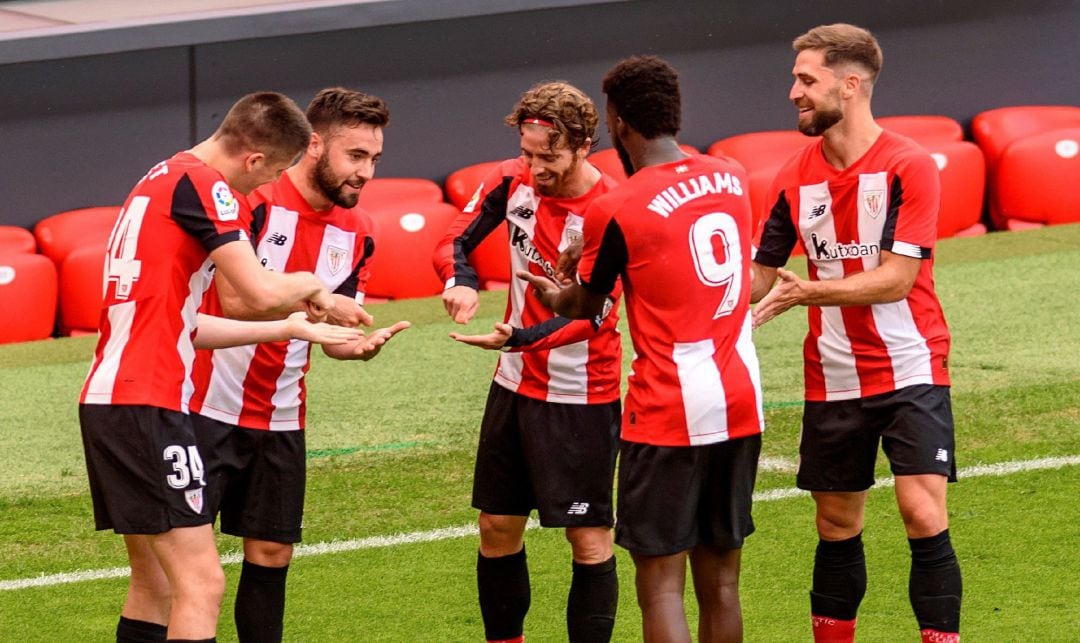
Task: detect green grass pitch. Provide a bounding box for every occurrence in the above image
[1,225,1078,641]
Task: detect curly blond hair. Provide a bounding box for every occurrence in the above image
[505,81,599,152]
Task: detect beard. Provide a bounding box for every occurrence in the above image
[534,154,582,197]
[798,106,843,136]
[313,152,363,208]
[613,136,635,177]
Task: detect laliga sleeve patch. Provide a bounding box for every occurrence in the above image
[211,181,240,221]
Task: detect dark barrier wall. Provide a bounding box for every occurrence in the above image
[1,0,1077,228]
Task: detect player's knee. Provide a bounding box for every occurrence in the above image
[174,560,226,604]
[565,527,612,563]
[478,513,525,554]
[245,540,294,567]
[899,504,947,537]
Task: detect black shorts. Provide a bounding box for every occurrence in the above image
[616,434,761,557]
[472,382,620,528]
[79,404,213,535]
[797,384,957,492]
[192,413,306,543]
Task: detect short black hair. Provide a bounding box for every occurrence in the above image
[601,55,681,139]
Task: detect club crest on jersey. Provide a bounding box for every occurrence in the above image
[184,488,204,514]
[211,181,239,221]
[327,245,348,275]
[862,189,885,219]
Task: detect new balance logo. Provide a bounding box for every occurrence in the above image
[266,232,288,246]
[936,449,949,462]
[567,502,590,515]
[809,204,827,219]
[508,205,535,220]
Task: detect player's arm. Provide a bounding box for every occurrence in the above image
[321,321,411,361]
[210,240,334,321]
[433,171,514,324]
[750,186,798,304]
[193,311,362,349]
[750,262,779,304]
[753,251,921,328]
[517,274,608,319]
[523,202,627,319]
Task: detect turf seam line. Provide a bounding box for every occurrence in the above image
[2,455,1076,592]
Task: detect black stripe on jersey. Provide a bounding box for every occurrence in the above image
[453,176,514,289]
[880,174,932,259]
[248,203,268,249]
[171,174,243,252]
[504,316,573,348]
[335,235,375,297]
[753,190,798,267]
[580,218,627,296]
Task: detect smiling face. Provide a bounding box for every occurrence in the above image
[789,48,846,137]
[519,123,587,197]
[312,123,384,208]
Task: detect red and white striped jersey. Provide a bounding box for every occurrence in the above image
[80,152,248,411]
[188,171,374,430]
[578,154,764,447]
[433,157,622,404]
[754,130,951,401]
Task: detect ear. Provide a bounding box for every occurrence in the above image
[577,136,593,159]
[307,131,324,158]
[244,151,266,172]
[841,72,862,99]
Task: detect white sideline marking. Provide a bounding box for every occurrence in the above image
[3,455,1077,592]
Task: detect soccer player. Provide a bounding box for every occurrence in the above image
[521,56,765,642]
[78,92,340,642]
[188,87,410,643]
[751,24,962,643]
[432,81,623,643]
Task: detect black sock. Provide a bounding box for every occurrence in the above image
[909,529,962,633]
[117,616,167,642]
[567,556,617,643]
[810,532,866,621]
[235,560,289,643]
[477,547,530,640]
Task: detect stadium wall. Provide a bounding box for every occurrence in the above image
[0,0,1076,228]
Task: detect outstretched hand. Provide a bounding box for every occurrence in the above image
[449,322,514,350]
[752,268,807,328]
[346,320,412,360]
[285,311,364,345]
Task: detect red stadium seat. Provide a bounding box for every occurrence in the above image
[994,128,1080,228]
[33,206,120,267]
[972,105,1080,171]
[444,161,509,287]
[59,245,106,336]
[878,115,964,146]
[358,177,444,210]
[972,106,1080,228]
[445,161,502,210]
[0,253,57,344]
[708,130,818,235]
[0,226,36,255]
[364,200,459,300]
[925,141,987,238]
[588,144,699,184]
